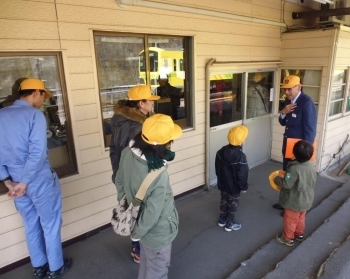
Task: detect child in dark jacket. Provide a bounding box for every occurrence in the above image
[215,125,249,232]
[274,140,317,247]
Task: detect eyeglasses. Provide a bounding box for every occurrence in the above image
[283,85,297,92]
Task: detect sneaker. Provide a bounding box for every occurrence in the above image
[33,263,49,279]
[131,247,140,264]
[294,234,304,242]
[224,223,242,232]
[47,258,73,279]
[218,219,226,227]
[276,234,294,247]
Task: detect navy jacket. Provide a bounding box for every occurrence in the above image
[279,92,317,154]
[215,145,249,196]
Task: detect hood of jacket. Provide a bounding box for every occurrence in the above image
[219,145,242,164]
[112,100,147,126]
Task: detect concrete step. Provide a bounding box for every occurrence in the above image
[318,234,350,279]
[264,197,350,279]
[226,178,350,279]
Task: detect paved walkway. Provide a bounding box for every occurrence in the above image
[1,161,346,279]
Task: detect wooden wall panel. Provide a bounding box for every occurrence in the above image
[0,0,312,268]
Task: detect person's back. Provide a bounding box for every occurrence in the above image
[274,140,316,247]
[215,125,249,232]
[0,101,50,182]
[280,160,316,212]
[115,114,182,279]
[216,145,248,196]
[0,78,72,279]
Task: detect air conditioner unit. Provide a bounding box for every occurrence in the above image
[317,0,350,26]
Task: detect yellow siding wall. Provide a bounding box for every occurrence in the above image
[321,27,350,171]
[272,29,336,170]
[0,0,312,268]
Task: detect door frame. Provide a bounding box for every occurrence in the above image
[205,60,282,189]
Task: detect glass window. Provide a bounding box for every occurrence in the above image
[0,53,77,178]
[329,69,347,117]
[94,33,192,147]
[209,73,243,127]
[246,72,273,119]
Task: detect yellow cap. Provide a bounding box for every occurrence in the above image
[227,125,248,146]
[141,114,182,145]
[281,75,301,89]
[19,78,52,99]
[253,73,263,83]
[128,85,160,101]
[268,170,285,191]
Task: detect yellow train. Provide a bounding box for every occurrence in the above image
[139,47,185,89]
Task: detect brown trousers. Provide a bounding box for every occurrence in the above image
[282,209,306,241]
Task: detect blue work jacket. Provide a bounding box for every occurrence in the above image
[0,100,50,184]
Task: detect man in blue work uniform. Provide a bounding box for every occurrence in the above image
[273,75,317,210]
[0,78,72,279]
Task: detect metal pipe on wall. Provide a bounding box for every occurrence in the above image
[205,58,216,190]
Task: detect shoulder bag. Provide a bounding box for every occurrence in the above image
[111,166,165,236]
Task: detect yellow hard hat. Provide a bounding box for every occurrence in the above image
[268,170,285,191]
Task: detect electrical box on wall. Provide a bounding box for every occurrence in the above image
[318,0,350,26]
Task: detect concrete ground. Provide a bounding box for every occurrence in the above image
[1,160,349,279]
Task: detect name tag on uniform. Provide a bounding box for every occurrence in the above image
[292,113,297,118]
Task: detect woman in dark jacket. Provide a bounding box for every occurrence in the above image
[110,85,160,181]
[109,85,159,263]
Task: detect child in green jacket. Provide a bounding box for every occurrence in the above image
[274,140,317,247]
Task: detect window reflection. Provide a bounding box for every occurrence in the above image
[94,34,192,147]
[246,72,273,119]
[146,37,186,121]
[0,54,76,177]
[209,73,243,127]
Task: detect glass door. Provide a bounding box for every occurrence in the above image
[244,71,275,168]
[209,72,245,185]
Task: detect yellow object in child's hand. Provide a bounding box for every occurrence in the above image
[268,170,285,191]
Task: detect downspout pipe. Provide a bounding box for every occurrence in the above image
[205,58,216,191]
[116,0,286,28]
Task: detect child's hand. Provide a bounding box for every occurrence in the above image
[277,171,285,178]
[241,190,247,193]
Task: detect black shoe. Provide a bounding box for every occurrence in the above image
[272,203,284,210]
[47,258,73,279]
[33,263,49,279]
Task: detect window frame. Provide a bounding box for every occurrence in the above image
[0,51,77,178]
[93,31,193,147]
[328,67,350,120]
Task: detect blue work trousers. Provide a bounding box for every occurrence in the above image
[14,168,63,271]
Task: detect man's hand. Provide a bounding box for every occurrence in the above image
[241,190,247,193]
[4,180,17,198]
[13,182,28,197]
[277,172,285,178]
[281,103,297,115]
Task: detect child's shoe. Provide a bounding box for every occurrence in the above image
[218,219,226,227]
[276,234,294,247]
[131,247,140,264]
[294,234,304,242]
[224,222,242,232]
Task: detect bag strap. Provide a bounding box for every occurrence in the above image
[253,86,268,112]
[135,166,166,201]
